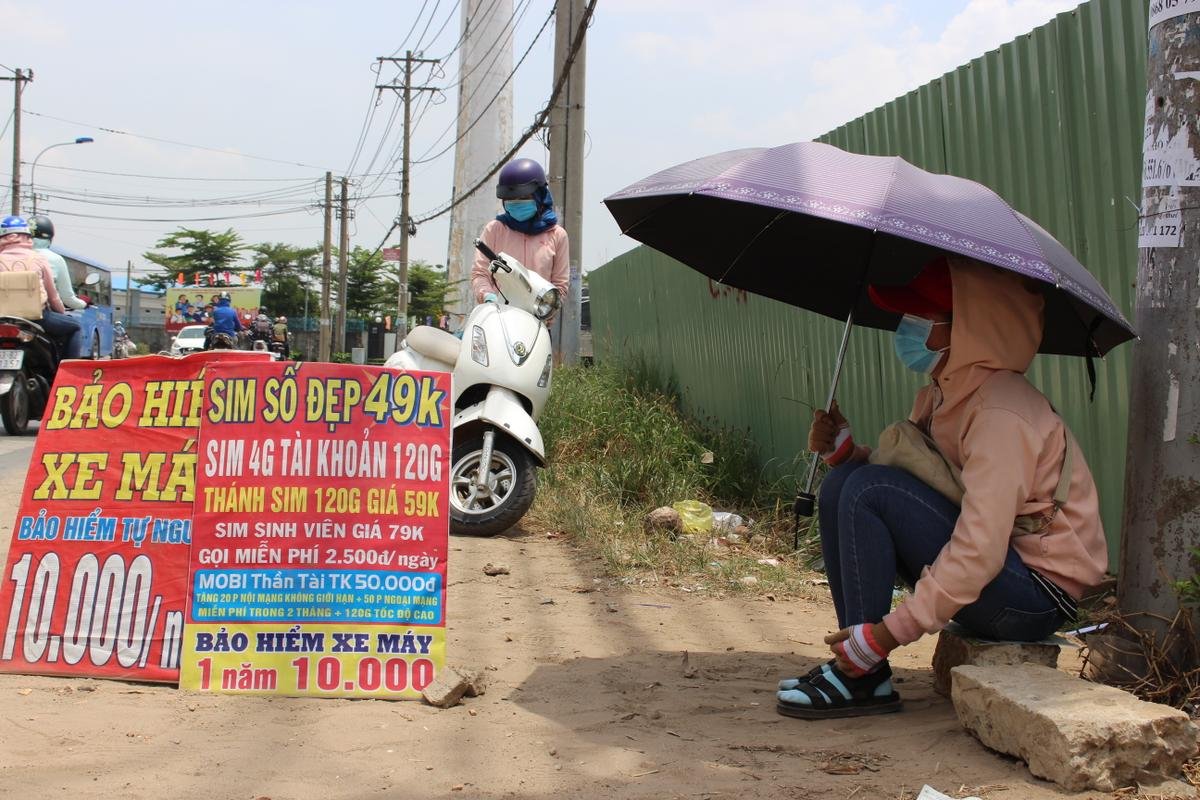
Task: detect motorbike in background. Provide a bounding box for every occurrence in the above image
[113,321,135,358]
[204,328,238,351]
[385,239,560,536]
[0,316,59,434]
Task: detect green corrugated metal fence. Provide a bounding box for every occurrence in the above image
[591,0,1145,562]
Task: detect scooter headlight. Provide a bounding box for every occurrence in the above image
[534,287,561,320]
[470,325,488,366]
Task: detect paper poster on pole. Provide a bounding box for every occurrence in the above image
[179,361,451,698]
[0,352,270,683]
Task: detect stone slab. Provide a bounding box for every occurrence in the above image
[931,624,1061,697]
[952,664,1199,792]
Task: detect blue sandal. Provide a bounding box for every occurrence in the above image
[777,659,835,691]
[776,662,902,719]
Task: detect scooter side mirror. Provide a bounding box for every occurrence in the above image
[84,272,101,287]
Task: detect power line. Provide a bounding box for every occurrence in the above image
[414,2,553,166]
[431,0,519,104]
[410,0,445,52]
[413,0,537,163]
[46,206,314,223]
[23,162,316,182]
[390,0,433,57]
[24,109,336,171]
[375,0,596,253]
[418,0,462,55]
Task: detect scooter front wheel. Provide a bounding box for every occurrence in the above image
[449,431,536,536]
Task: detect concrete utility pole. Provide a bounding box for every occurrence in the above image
[1,68,32,215]
[319,171,333,362]
[1116,3,1200,656]
[336,176,350,354]
[547,0,587,364]
[445,0,514,328]
[125,260,133,323]
[377,52,440,341]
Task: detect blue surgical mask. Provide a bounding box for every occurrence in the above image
[894,314,950,374]
[504,199,538,222]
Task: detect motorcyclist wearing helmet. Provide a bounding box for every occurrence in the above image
[470,158,569,310]
[30,215,87,310]
[210,292,242,336]
[0,215,84,358]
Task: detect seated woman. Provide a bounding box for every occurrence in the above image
[776,256,1108,720]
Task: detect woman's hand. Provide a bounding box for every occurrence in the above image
[825,622,898,676]
[809,401,857,465]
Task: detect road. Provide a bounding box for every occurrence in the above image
[0,427,1112,800]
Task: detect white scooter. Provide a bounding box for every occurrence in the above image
[385,239,560,536]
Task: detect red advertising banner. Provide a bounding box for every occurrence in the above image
[179,362,451,698]
[0,352,271,682]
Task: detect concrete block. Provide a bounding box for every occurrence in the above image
[420,668,472,709]
[952,664,1199,792]
[931,624,1060,697]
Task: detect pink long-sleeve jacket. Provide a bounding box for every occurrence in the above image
[881,257,1108,646]
[471,220,569,305]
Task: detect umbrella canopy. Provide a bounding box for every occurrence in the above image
[604,141,1134,357]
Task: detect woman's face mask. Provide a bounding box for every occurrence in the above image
[504,199,538,221]
[894,314,950,374]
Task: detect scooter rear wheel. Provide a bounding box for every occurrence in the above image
[1,372,30,435]
[449,431,536,536]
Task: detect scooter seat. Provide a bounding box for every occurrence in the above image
[406,325,460,365]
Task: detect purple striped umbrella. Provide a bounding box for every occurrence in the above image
[604,142,1135,531]
[604,141,1134,357]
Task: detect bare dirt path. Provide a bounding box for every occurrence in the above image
[0,439,1114,800]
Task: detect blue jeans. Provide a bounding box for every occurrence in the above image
[818,461,1063,642]
[39,309,84,359]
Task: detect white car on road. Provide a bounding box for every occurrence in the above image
[170,324,208,356]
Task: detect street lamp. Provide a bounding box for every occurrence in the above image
[30,136,94,215]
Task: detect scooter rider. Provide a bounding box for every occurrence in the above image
[471,158,569,312]
[206,291,242,348]
[30,215,87,311]
[0,215,83,358]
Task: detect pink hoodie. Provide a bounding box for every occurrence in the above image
[471,220,569,304]
[882,257,1108,646]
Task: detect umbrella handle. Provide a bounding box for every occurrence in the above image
[793,308,857,547]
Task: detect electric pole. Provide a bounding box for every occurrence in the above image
[446,0,514,327]
[377,51,439,342]
[2,68,32,215]
[1114,4,1200,665]
[547,0,589,365]
[319,171,333,362]
[125,260,133,323]
[336,176,350,354]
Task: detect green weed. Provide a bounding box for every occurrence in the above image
[527,362,822,598]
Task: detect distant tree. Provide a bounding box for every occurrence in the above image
[407,261,449,323]
[343,247,391,319]
[252,242,321,319]
[142,228,247,290]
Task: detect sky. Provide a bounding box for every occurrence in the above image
[0,0,1085,283]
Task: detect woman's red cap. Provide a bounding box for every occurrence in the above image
[867,256,953,315]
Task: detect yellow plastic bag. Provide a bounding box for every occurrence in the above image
[671,500,713,534]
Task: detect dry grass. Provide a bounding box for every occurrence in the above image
[1080,609,1200,712]
[527,362,824,598]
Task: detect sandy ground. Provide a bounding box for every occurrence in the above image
[0,432,1135,800]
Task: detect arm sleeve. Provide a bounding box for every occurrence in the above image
[52,258,86,310]
[883,407,1041,645]
[550,229,570,301]
[42,265,66,313]
[470,223,500,303]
